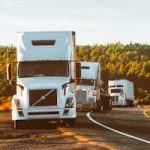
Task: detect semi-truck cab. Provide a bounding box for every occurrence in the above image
[7,31,81,128]
[76,62,101,111]
[108,79,134,107]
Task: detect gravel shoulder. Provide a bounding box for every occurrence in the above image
[0,108,150,150]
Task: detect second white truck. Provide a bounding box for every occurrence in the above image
[76,62,101,111]
[108,79,135,107]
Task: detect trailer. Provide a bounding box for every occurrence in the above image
[7,31,81,128]
[108,79,135,107]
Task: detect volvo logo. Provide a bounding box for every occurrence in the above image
[41,96,46,100]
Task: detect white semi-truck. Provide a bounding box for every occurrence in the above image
[76,62,101,112]
[76,62,112,111]
[7,31,81,128]
[108,79,135,107]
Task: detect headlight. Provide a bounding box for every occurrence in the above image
[93,90,97,96]
[65,97,74,108]
[14,99,22,109]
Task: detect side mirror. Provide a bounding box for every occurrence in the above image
[62,79,74,89]
[70,79,74,83]
[7,63,12,80]
[76,62,81,78]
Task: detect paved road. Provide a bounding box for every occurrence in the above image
[90,107,150,149]
[0,108,150,150]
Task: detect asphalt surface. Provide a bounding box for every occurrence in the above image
[90,107,150,149]
[0,107,150,150]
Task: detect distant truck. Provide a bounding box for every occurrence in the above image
[7,31,81,128]
[108,79,135,107]
[76,62,112,111]
[76,62,101,112]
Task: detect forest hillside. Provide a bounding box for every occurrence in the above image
[0,43,150,106]
[76,43,150,104]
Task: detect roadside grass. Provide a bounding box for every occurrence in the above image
[0,102,11,110]
[0,96,11,111]
[137,105,150,108]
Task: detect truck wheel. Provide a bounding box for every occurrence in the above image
[14,120,26,129]
[103,100,109,110]
[109,104,112,110]
[92,109,96,113]
[63,118,76,127]
[103,99,112,110]
[126,100,129,107]
[103,103,109,110]
[130,101,134,107]
[96,100,102,112]
[109,99,112,110]
[126,100,134,107]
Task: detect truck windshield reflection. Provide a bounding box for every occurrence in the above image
[77,79,95,86]
[111,89,123,93]
[18,60,69,77]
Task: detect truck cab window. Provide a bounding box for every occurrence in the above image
[111,89,123,93]
[32,40,56,46]
[77,79,95,86]
[18,60,69,77]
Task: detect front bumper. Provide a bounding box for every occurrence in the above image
[77,101,96,110]
[12,108,76,120]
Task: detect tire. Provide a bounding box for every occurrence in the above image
[109,102,112,110]
[14,120,26,129]
[96,100,102,112]
[109,99,112,110]
[126,100,134,107]
[103,102,109,110]
[100,95,111,111]
[130,101,134,107]
[92,109,96,113]
[63,118,76,127]
[103,98,112,110]
[103,99,109,110]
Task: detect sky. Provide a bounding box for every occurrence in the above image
[0,0,150,45]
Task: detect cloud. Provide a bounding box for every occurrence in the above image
[0,14,101,30]
[0,0,117,16]
[77,7,117,15]
[35,7,117,16]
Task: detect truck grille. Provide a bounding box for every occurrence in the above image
[112,96,118,102]
[29,89,57,106]
[88,97,95,102]
[76,90,87,102]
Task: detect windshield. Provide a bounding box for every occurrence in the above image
[77,79,95,86]
[111,89,123,93]
[18,60,69,77]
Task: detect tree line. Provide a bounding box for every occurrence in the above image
[0,43,150,104]
[76,42,150,104]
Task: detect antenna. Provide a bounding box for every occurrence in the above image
[6,48,12,84]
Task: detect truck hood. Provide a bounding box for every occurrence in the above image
[17,77,70,89]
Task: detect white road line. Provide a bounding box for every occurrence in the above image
[87,112,150,144]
